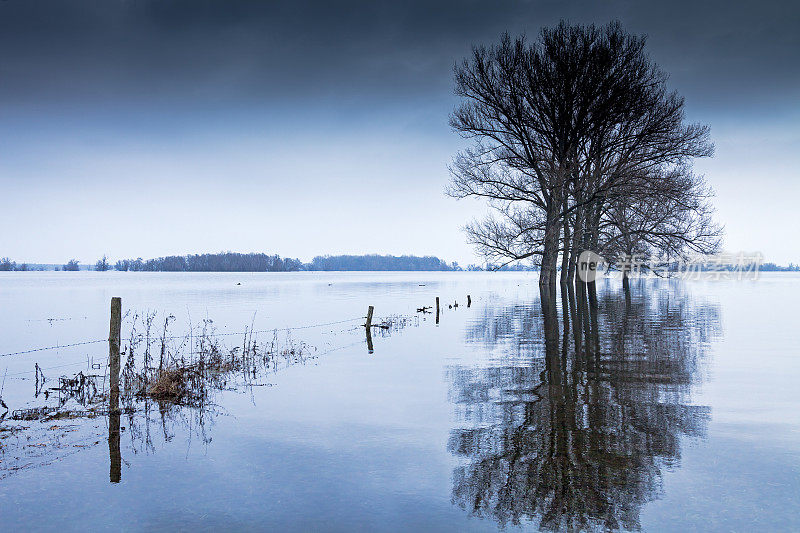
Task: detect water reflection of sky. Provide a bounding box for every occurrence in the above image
[1,272,799,531]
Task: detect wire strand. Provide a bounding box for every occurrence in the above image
[4,360,89,377]
[0,339,107,358]
[0,316,367,358]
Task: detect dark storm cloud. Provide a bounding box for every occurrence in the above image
[1,0,797,113]
[0,1,798,265]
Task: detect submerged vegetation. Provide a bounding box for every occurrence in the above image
[0,304,421,478]
[0,313,325,427]
[117,311,318,407]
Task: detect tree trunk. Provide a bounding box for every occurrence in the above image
[560,216,571,286]
[539,204,562,289]
[567,205,584,290]
[622,268,631,306]
[575,276,591,353]
[587,277,598,310]
[586,203,600,309]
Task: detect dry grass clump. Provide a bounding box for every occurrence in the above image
[146,367,191,401]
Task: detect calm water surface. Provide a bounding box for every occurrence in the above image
[0,272,798,531]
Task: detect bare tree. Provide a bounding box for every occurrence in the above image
[450,21,716,292]
[449,24,606,287]
[95,255,110,271]
[571,85,714,288]
[600,167,722,290]
[0,257,16,271]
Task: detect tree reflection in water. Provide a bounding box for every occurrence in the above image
[447,279,721,530]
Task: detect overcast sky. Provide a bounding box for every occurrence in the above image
[1,0,798,265]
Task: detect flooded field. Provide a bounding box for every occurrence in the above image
[1,272,799,531]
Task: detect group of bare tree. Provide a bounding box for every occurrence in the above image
[0,257,27,271]
[448,21,721,293]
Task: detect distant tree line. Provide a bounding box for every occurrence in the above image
[760,263,800,272]
[113,253,303,272]
[470,263,539,272]
[3,253,460,272]
[306,254,460,271]
[2,254,797,273]
[0,257,28,271]
[63,259,81,271]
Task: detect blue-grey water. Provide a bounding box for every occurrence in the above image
[0,272,798,531]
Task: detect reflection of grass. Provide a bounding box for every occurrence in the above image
[0,417,106,479]
[0,316,318,478]
[375,314,418,334]
[1,308,420,479]
[6,313,319,423]
[10,406,104,421]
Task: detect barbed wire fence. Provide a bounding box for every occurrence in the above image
[0,314,369,376]
[0,293,467,416]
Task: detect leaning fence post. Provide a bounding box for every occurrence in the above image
[365,306,375,353]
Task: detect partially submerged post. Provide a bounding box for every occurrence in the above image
[109,297,121,405]
[108,296,122,483]
[365,305,374,353]
[435,297,440,324]
[365,305,374,329]
[467,295,471,307]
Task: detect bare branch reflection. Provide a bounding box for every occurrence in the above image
[448,280,721,530]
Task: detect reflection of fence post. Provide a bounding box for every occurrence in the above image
[365,306,374,353]
[467,295,471,307]
[435,297,440,324]
[109,410,121,483]
[365,326,374,353]
[108,296,122,483]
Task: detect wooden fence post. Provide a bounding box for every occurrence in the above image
[365,305,374,353]
[467,295,471,307]
[109,297,121,405]
[435,297,440,324]
[108,296,122,483]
